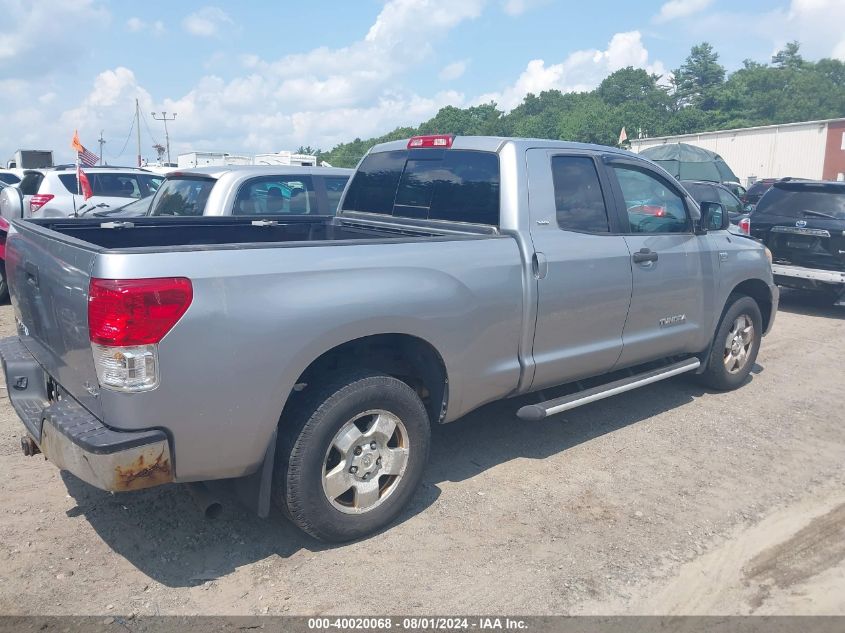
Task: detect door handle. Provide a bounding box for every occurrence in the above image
[24,262,39,288]
[532,252,548,279]
[632,248,659,264]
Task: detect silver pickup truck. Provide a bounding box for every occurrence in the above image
[1,135,778,542]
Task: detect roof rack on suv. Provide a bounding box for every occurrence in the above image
[50,164,150,172]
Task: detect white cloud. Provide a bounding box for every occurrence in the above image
[479,31,667,110]
[439,60,469,81]
[34,0,482,162]
[687,0,845,62]
[0,0,109,79]
[653,0,713,23]
[501,0,547,16]
[183,6,233,37]
[127,17,166,35]
[127,17,145,32]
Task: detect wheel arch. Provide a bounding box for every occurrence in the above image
[283,333,449,427]
[727,278,774,334]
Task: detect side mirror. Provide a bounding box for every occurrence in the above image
[698,201,727,233]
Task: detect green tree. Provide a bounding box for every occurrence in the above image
[672,42,726,110]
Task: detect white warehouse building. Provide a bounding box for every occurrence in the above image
[630,117,845,186]
[177,150,318,169]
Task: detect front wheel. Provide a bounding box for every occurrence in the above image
[274,371,431,542]
[698,295,762,391]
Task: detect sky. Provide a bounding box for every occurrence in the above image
[1,0,843,165]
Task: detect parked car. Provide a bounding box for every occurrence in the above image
[0,170,21,186]
[722,181,747,200]
[749,179,845,305]
[0,135,777,542]
[681,179,752,234]
[146,165,353,217]
[17,165,163,218]
[741,178,779,209]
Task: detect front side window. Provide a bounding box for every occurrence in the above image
[551,156,610,233]
[234,176,316,215]
[612,166,690,233]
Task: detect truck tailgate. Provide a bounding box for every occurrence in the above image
[7,222,102,419]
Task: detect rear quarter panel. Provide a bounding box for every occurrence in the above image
[93,236,524,481]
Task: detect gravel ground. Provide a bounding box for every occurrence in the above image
[0,291,842,616]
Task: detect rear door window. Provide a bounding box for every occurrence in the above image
[343,149,500,225]
[58,173,163,198]
[716,187,743,215]
[148,177,216,216]
[234,176,316,215]
[551,156,610,233]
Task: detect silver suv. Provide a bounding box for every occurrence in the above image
[18,166,163,217]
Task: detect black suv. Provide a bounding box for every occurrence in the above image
[749,179,845,304]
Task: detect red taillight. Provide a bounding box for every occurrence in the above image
[88,278,193,346]
[30,194,54,212]
[407,134,454,149]
[738,217,751,235]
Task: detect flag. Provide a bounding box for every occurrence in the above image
[71,130,99,166]
[77,167,93,200]
[618,127,628,145]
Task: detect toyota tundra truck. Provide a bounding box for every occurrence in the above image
[0,135,778,542]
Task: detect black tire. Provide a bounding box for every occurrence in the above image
[274,370,431,542]
[0,262,8,304]
[699,294,762,391]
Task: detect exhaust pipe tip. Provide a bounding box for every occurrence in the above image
[204,500,223,520]
[20,436,41,457]
[185,482,224,520]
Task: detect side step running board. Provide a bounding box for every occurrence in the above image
[516,358,701,421]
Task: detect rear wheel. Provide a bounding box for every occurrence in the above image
[274,371,431,542]
[699,295,762,391]
[0,262,8,303]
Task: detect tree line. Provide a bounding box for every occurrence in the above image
[314,42,845,168]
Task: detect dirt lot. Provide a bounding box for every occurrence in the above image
[0,292,843,616]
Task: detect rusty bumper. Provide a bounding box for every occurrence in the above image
[0,336,173,492]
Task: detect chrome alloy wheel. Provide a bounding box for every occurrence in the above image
[724,314,754,374]
[322,410,409,514]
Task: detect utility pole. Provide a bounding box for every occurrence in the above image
[98,130,106,165]
[151,111,177,165]
[135,98,142,167]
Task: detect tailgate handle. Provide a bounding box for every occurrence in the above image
[24,262,39,289]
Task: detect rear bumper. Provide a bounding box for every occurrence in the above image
[771,263,845,285]
[0,336,173,492]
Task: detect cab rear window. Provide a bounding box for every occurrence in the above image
[342,149,500,225]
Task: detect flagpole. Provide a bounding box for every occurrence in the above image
[74,150,80,218]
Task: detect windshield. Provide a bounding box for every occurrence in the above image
[148,177,216,216]
[755,185,845,220]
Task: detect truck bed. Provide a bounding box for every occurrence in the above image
[18,214,496,251]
